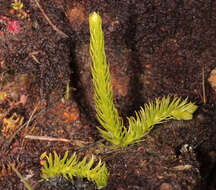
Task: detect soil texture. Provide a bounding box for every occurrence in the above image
[0,0,216,190]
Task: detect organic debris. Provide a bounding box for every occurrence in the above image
[0,0,215,189]
[0,161,24,178]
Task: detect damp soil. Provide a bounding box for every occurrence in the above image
[0,0,216,190]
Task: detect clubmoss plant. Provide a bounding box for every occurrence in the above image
[40,151,109,189]
[89,12,198,147]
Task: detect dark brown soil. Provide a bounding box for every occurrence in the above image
[0,0,216,189]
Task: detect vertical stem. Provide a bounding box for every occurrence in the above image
[89,12,124,146]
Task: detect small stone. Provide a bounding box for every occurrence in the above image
[159,183,172,190]
[66,2,86,31]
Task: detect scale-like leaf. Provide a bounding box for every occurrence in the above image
[121,96,198,147]
[89,12,198,148]
[40,151,109,189]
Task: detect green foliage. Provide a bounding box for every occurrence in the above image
[89,12,125,146]
[89,12,198,147]
[121,96,197,147]
[40,151,109,189]
[11,0,23,11]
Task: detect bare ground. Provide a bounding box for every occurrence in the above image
[0,0,216,189]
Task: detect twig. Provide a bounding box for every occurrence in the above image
[24,135,71,142]
[31,54,40,64]
[34,0,69,38]
[202,65,207,104]
[25,134,106,152]
[76,139,106,153]
[24,135,90,148]
[26,102,40,128]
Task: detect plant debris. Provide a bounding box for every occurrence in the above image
[0,0,216,189]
